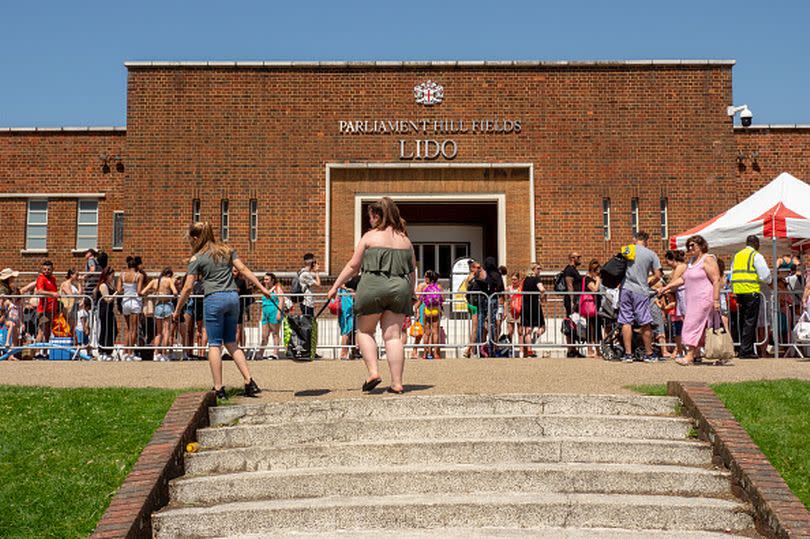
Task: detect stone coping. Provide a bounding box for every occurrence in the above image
[90,390,215,539]
[125,59,736,68]
[667,381,810,538]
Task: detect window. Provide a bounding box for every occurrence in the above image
[192,198,201,223]
[220,199,229,241]
[602,198,611,241]
[26,199,48,251]
[631,197,639,236]
[249,199,258,242]
[113,211,125,250]
[413,243,471,278]
[76,199,99,250]
[660,197,669,239]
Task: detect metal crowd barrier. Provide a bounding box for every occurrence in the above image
[0,293,95,360]
[0,286,787,361]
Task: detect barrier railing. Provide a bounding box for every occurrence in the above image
[0,293,95,360]
[0,287,785,361]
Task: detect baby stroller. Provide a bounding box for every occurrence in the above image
[598,290,649,361]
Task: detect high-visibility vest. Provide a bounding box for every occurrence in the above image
[731,246,761,294]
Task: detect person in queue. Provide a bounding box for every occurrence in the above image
[618,231,662,362]
[660,235,722,365]
[730,235,772,358]
[173,222,271,399]
[327,197,416,394]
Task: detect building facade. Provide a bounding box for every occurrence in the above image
[2,60,809,275]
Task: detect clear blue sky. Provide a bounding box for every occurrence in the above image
[1,0,808,126]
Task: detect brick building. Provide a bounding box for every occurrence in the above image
[1,60,809,276]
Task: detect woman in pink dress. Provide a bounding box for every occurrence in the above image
[660,235,721,365]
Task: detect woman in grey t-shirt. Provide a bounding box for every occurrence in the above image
[174,222,271,399]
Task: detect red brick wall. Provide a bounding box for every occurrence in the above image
[734,127,810,198]
[123,64,739,273]
[0,131,126,271]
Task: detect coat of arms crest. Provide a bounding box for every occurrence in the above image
[414,80,444,106]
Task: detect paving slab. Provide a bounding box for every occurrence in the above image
[2,357,808,398]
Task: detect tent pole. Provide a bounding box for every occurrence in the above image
[772,236,779,359]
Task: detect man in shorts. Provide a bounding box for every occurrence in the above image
[618,231,662,362]
[35,260,59,343]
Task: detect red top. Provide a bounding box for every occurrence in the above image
[36,273,58,314]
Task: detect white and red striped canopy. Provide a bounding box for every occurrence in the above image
[670,172,810,252]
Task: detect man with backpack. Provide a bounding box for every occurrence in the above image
[557,252,583,357]
[618,231,662,362]
[294,253,320,317]
[287,253,321,359]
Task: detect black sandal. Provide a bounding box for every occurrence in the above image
[387,387,404,394]
[361,377,382,392]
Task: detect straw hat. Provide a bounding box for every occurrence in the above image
[0,268,20,281]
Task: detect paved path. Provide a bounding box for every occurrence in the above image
[2,357,809,400]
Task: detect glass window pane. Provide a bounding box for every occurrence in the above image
[76,236,96,250]
[455,244,469,260]
[29,200,48,212]
[27,236,46,250]
[113,213,124,249]
[79,200,98,212]
[438,245,451,277]
[28,212,48,225]
[77,224,98,238]
[78,211,97,225]
[27,224,47,238]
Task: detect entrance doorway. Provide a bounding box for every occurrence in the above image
[360,200,499,278]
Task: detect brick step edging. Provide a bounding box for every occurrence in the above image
[90,390,216,539]
[668,381,810,539]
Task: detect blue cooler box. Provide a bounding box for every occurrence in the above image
[49,337,73,360]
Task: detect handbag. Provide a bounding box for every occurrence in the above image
[509,283,523,318]
[703,311,734,360]
[579,277,597,318]
[794,312,810,342]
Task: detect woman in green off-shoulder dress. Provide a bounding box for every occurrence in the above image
[328,197,416,394]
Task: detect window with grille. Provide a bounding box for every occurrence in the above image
[26,199,48,251]
[113,211,125,250]
[249,199,258,242]
[602,198,611,240]
[192,198,201,223]
[631,197,639,236]
[221,199,230,241]
[76,199,99,250]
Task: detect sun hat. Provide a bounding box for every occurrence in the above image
[0,268,20,281]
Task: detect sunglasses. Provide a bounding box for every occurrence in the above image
[686,243,696,249]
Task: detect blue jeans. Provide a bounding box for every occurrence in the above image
[476,300,488,355]
[486,296,499,355]
[204,291,240,346]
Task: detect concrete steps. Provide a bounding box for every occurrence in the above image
[197,414,694,449]
[209,394,682,426]
[184,437,714,476]
[222,529,752,538]
[154,492,753,537]
[170,462,732,507]
[152,394,759,538]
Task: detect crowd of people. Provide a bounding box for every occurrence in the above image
[2,215,810,385]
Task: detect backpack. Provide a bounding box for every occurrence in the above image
[600,254,627,289]
[554,271,567,292]
[422,283,443,308]
[289,271,304,304]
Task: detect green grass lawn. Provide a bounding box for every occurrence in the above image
[0,386,184,539]
[629,379,810,509]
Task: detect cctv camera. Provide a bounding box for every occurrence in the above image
[727,104,753,127]
[740,107,753,127]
